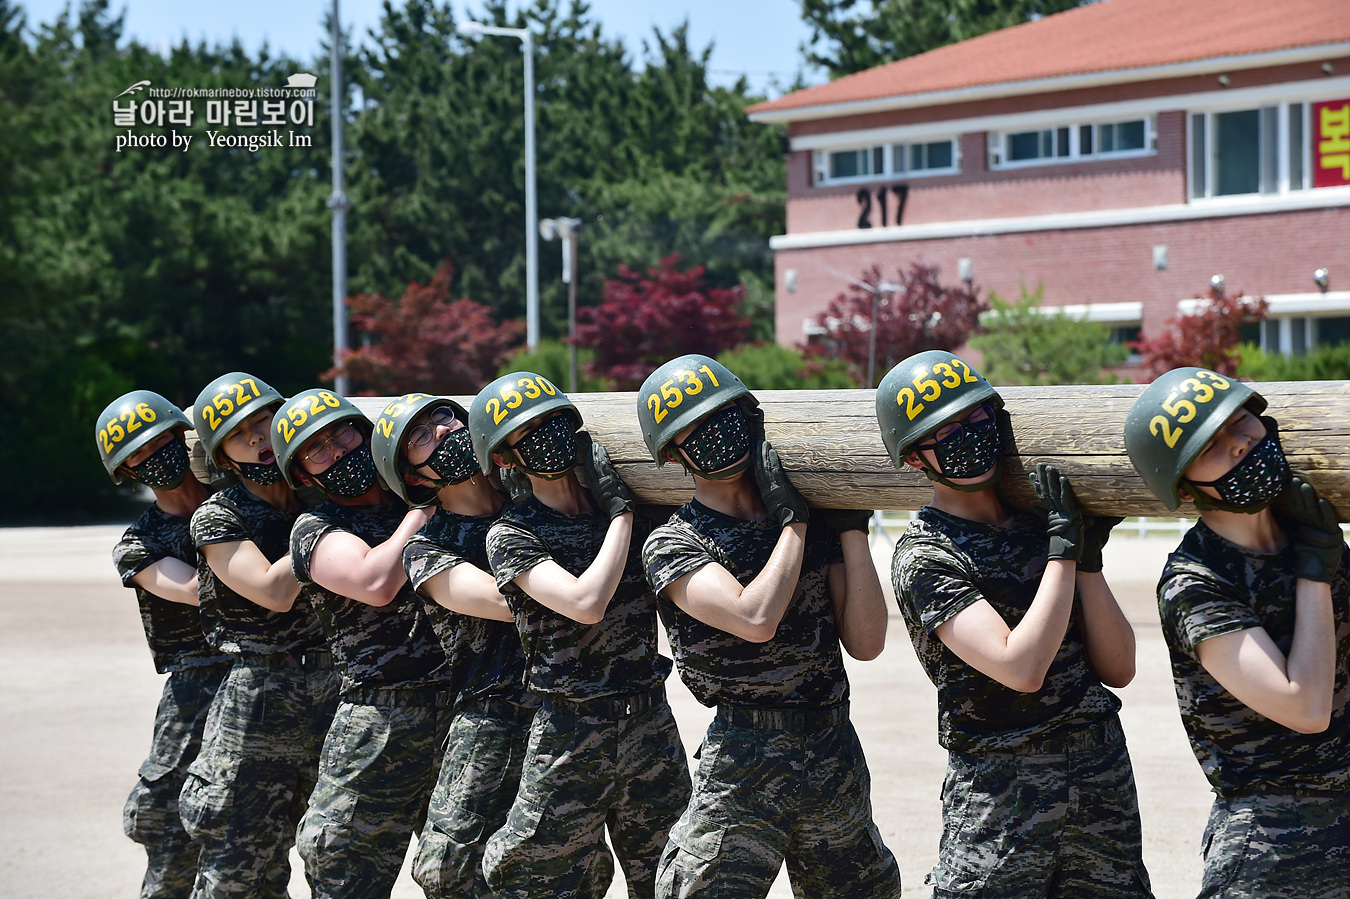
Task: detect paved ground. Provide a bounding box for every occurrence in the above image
[0,524,1215,898]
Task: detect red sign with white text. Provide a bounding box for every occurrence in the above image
[1314,98,1350,188]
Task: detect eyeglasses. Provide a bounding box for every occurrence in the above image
[301,423,361,465]
[406,407,460,449]
[917,405,995,450]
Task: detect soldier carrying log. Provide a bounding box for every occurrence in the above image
[1125,367,1350,898]
[880,350,1153,898]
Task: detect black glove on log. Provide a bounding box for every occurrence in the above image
[1281,476,1344,583]
[1077,515,1126,574]
[581,434,635,520]
[1029,462,1085,563]
[754,440,809,528]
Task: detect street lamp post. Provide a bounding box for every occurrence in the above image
[540,217,581,392]
[458,21,539,350]
[854,279,900,388]
[329,0,350,395]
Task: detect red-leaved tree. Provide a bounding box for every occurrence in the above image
[322,262,525,395]
[804,263,986,386]
[574,255,751,389]
[1132,285,1268,379]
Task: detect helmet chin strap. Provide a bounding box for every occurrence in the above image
[918,457,1003,493]
[1181,481,1273,515]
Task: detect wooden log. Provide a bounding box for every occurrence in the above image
[338,380,1349,520]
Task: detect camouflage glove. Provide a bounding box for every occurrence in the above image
[754,439,809,528]
[823,508,873,535]
[1281,476,1344,583]
[1029,462,1084,563]
[1077,515,1126,574]
[580,433,635,520]
[499,467,532,503]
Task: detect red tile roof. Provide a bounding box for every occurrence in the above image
[750,0,1350,118]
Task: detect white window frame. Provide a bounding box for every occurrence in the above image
[813,136,959,186]
[988,115,1157,170]
[1188,101,1313,202]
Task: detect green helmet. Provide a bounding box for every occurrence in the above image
[1123,367,1266,511]
[636,354,756,465]
[370,393,470,508]
[191,372,284,466]
[469,372,579,472]
[272,387,369,489]
[875,350,1003,467]
[94,390,192,484]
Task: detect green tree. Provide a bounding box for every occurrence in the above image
[970,286,1126,386]
[1,1,330,519]
[347,0,784,340]
[499,339,607,392]
[1237,343,1350,381]
[716,343,857,390]
[0,0,788,520]
[800,0,1087,77]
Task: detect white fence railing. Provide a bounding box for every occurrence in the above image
[870,511,1349,543]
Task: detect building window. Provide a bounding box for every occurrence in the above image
[989,117,1155,169]
[1189,103,1310,199]
[1316,316,1350,346]
[1253,316,1350,355]
[828,146,884,180]
[814,137,958,185]
[899,139,957,173]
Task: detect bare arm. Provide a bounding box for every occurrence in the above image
[826,530,887,660]
[934,559,1078,693]
[201,541,299,612]
[514,512,633,625]
[130,558,200,606]
[1075,570,1137,688]
[420,564,513,622]
[663,522,807,643]
[1196,578,1336,734]
[310,508,433,607]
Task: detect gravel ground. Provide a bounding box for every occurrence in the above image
[0,524,1213,898]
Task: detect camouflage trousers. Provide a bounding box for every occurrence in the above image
[296,688,454,899]
[482,686,692,899]
[1198,789,1350,898]
[180,653,340,899]
[123,664,230,899]
[928,715,1153,899]
[656,703,902,899]
[412,696,537,899]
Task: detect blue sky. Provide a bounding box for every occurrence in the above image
[19,0,822,95]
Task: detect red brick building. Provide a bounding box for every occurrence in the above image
[749,0,1350,359]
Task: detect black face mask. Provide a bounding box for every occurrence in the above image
[674,404,752,479]
[1186,432,1289,512]
[931,413,1003,480]
[509,414,578,479]
[130,439,190,490]
[235,459,284,485]
[313,444,379,498]
[421,427,479,485]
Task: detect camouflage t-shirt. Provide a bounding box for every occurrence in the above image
[643,501,849,709]
[114,503,229,674]
[403,508,528,706]
[1158,520,1350,796]
[291,499,449,692]
[190,485,327,656]
[487,495,671,700]
[892,506,1121,753]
